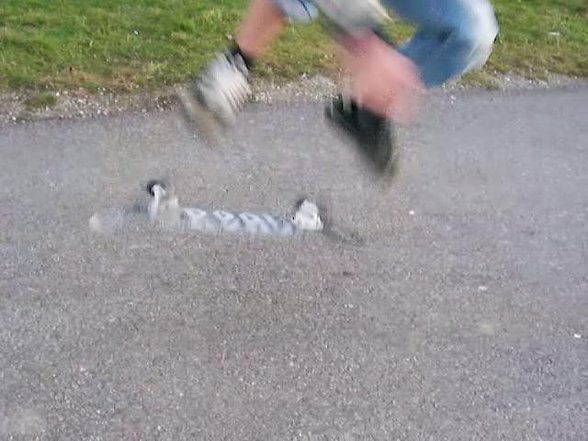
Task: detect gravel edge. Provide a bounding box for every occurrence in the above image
[1,73,586,128]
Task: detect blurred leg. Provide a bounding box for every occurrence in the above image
[234,0,287,60]
[389,0,499,87]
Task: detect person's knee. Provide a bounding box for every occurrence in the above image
[459,1,499,71]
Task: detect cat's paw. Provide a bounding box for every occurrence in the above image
[145,179,166,196]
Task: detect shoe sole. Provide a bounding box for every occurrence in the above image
[176,85,225,146]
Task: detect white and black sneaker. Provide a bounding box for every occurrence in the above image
[177,51,251,143]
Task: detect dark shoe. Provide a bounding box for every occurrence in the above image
[325,94,400,178]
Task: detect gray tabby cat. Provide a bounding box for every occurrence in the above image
[90,179,325,237]
[145,180,324,236]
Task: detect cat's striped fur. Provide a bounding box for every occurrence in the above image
[145,180,324,236]
[90,180,363,245]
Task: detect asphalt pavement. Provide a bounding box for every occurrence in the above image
[1,86,587,440]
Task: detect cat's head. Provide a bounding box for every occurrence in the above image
[292,199,323,232]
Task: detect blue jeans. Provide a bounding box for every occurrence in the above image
[273,0,499,88]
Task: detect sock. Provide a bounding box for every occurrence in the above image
[230,44,255,71]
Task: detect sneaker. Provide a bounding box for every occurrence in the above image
[177,51,251,142]
[325,94,400,178]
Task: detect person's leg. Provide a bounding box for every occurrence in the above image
[325,0,498,177]
[325,31,423,178]
[178,0,317,139]
[388,0,499,88]
[232,0,288,63]
[333,0,498,120]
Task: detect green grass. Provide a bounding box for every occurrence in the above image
[486,0,588,78]
[0,0,586,93]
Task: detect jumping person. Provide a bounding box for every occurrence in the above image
[178,0,499,177]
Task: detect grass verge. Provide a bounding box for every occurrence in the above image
[1,0,586,93]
